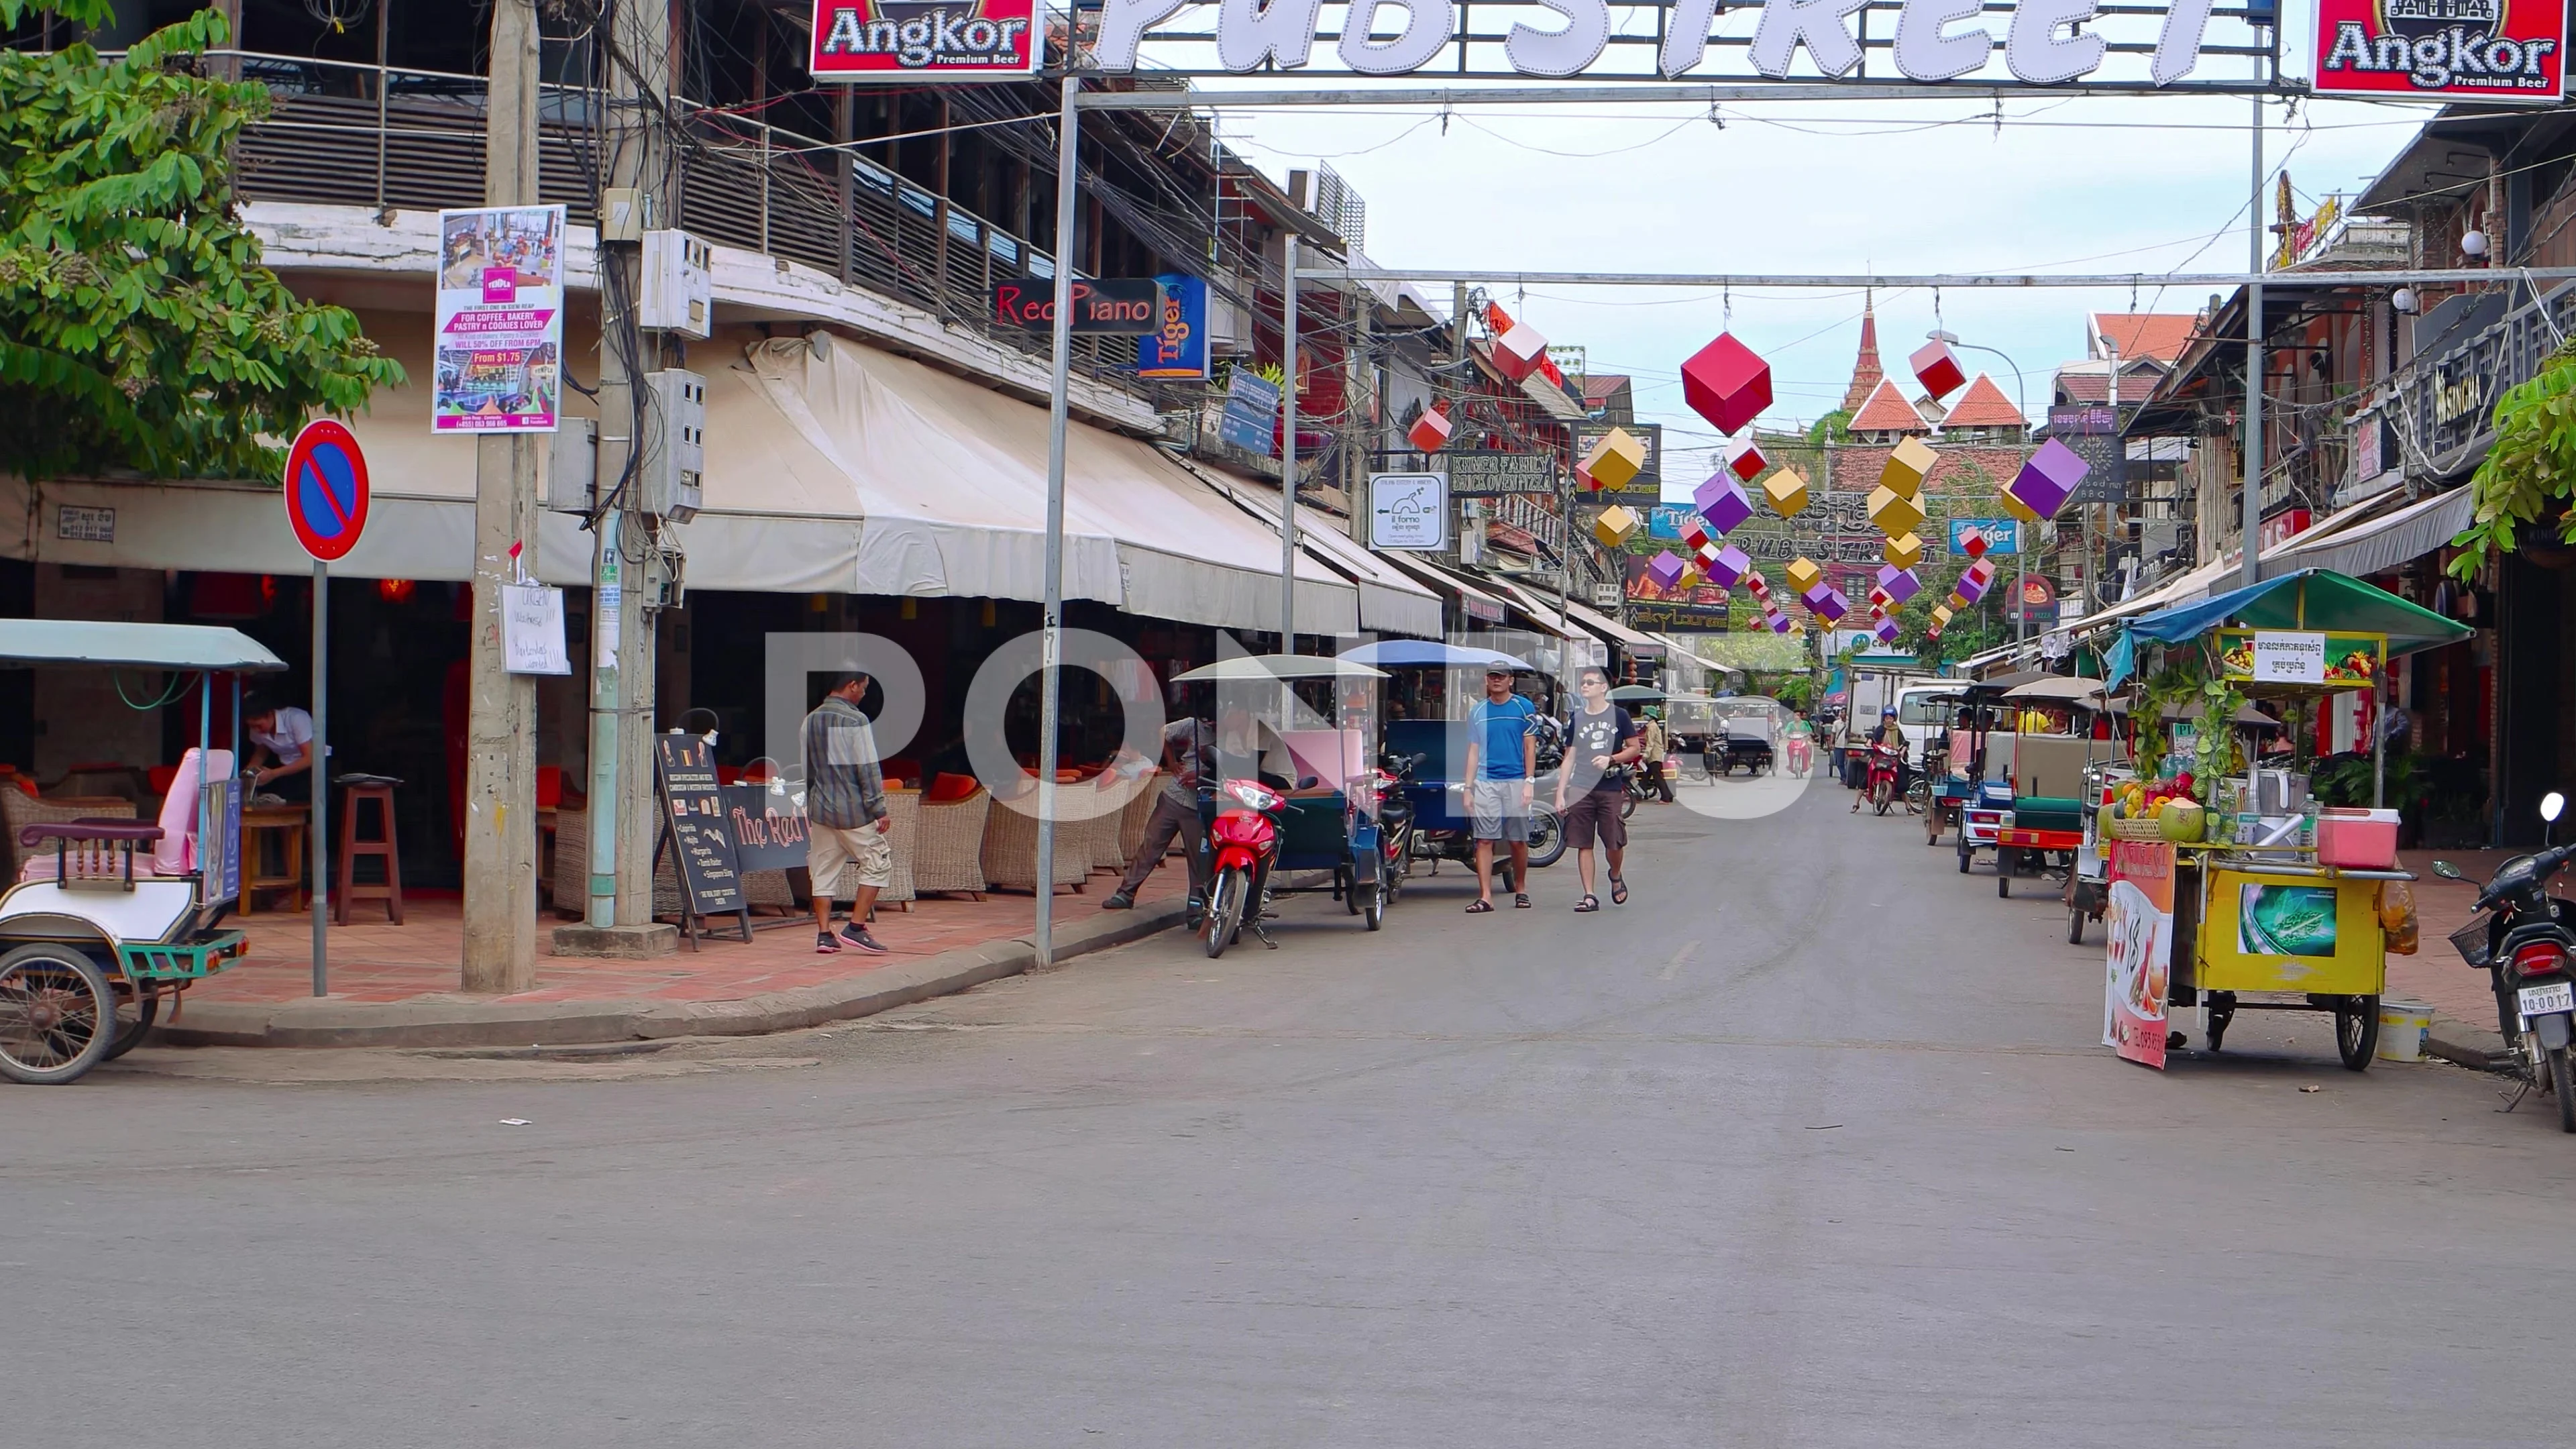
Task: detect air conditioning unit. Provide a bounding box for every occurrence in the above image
[1207,290,1250,356]
[545,415,597,514]
[639,369,704,524]
[638,230,712,339]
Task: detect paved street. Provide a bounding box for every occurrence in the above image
[12,776,2575,1448]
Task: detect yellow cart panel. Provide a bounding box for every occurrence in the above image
[2196,866,2387,996]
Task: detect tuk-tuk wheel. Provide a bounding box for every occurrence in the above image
[102,983,162,1063]
[2336,996,2379,1071]
[2066,906,2086,945]
[0,943,116,1085]
[1957,838,1972,874]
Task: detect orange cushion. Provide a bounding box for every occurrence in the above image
[926,771,979,803]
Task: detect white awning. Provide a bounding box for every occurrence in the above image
[2073,488,2426,637]
[2260,486,2471,581]
[1377,551,1513,628]
[1563,599,1666,656]
[1181,464,1443,638]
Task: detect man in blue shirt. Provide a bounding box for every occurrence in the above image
[1461,665,1538,912]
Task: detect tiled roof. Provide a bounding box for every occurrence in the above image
[1841,307,1884,413]
[1939,373,2025,430]
[1581,373,1630,405]
[1847,376,1928,433]
[2091,313,2198,364]
[2053,361,2161,405]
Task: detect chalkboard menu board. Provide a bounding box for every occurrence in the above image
[654,735,749,943]
[722,783,808,875]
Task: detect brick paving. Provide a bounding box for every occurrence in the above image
[193,857,1188,1007]
[2385,847,2519,1032]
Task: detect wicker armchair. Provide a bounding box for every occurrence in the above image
[911,786,991,900]
[1069,804,1123,877]
[548,808,798,918]
[1117,786,1162,871]
[981,794,1089,894]
[3,793,138,881]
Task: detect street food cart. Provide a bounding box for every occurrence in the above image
[2094,570,2469,1071]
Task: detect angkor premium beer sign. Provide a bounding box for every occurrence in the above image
[811,0,1040,79]
[2315,0,2566,99]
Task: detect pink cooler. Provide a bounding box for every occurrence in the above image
[2316,808,2400,869]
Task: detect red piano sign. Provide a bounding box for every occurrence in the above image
[2314,0,2566,101]
[989,278,1163,335]
[810,0,1039,80]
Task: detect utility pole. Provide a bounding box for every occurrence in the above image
[461,0,542,991]
[1348,289,1371,547]
[557,0,676,957]
[1282,232,1300,649]
[2243,95,2265,589]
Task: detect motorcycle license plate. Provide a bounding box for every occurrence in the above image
[2518,982,2575,1018]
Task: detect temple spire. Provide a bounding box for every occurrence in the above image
[1841,295,1883,414]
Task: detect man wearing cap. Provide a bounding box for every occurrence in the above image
[1461,665,1538,912]
[1853,706,1904,813]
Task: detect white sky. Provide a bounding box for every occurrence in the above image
[1175,5,2451,477]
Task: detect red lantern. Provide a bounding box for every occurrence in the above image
[1679,332,1772,435]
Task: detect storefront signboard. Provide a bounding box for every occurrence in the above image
[1136,273,1211,378]
[1445,449,1558,498]
[2105,839,2176,1069]
[1369,472,1448,550]
[2314,0,2567,102]
[1623,554,1730,633]
[723,783,811,875]
[1949,519,2021,556]
[810,0,1040,80]
[433,205,565,433]
[1219,368,1281,456]
[991,276,1163,334]
[653,735,751,939]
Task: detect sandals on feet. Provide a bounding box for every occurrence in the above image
[1574,894,1600,912]
[1514,894,1532,909]
[1465,899,1496,914]
[1609,877,1629,906]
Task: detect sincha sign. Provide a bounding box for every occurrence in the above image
[1090,0,2247,87]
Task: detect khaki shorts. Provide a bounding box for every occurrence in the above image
[808,822,894,896]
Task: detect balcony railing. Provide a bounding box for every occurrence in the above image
[208,50,1176,405]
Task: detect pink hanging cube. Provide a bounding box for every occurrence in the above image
[1876,564,1923,606]
[1679,332,1773,436]
[1909,338,1966,400]
[1693,474,1754,535]
[1407,405,1453,454]
[1704,543,1750,589]
[1966,557,1998,589]
[2007,437,2092,519]
[1868,588,1891,610]
[1954,572,1991,607]
[1493,322,1549,383]
[1744,570,1771,599]
[1646,550,1686,590]
[1681,520,1712,553]
[1960,527,1991,560]
[1723,434,1768,483]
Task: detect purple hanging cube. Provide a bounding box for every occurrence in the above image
[1692,473,1754,536]
[1703,543,1751,590]
[1812,586,1849,624]
[1874,618,1902,644]
[2008,437,2091,519]
[1875,564,1923,606]
[1646,549,1686,590]
[1770,612,1795,635]
[1953,570,1991,606]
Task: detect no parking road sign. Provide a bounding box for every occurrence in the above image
[283,419,371,563]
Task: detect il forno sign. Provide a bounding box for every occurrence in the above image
[811,0,1040,79]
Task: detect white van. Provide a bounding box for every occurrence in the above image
[1892,683,1966,772]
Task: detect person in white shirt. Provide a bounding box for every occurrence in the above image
[244,692,317,802]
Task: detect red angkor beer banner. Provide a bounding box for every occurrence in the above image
[2314,0,2567,101]
[811,0,1040,80]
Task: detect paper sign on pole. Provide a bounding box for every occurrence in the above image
[1370,473,1448,550]
[433,205,566,433]
[2250,630,2328,685]
[502,584,572,676]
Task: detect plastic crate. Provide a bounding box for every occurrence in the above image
[2317,807,2400,869]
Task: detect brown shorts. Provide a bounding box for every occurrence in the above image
[1558,788,1627,851]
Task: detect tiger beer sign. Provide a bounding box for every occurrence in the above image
[2314,0,2566,100]
[810,0,1040,80]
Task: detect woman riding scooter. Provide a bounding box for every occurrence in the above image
[1851,708,1904,813]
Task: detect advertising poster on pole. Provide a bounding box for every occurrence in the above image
[2105,840,2177,1069]
[2314,0,2566,101]
[433,205,566,433]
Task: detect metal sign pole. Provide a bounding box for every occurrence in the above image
[1034,72,1081,970]
[2242,93,2265,590]
[1282,233,1300,649]
[311,560,329,996]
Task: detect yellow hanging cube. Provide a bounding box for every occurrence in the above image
[1784,556,1823,594]
[1592,504,1642,549]
[1879,437,1937,499]
[1581,427,1648,494]
[1678,564,1705,590]
[1998,486,2040,525]
[1762,466,1811,517]
[1932,604,1955,627]
[1882,531,1925,570]
[1867,485,1925,538]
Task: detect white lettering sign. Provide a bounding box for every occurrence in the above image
[2250,630,2327,686]
[1371,473,1449,551]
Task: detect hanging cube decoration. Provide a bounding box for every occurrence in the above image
[1492,321,1550,383]
[1868,586,1891,609]
[1681,519,1713,553]
[1954,570,1992,607]
[1771,612,1796,635]
[2006,437,2092,520]
[1593,504,1642,549]
[1762,466,1810,517]
[1960,527,1991,560]
[1582,426,1649,494]
[1574,461,1599,492]
[1744,570,1771,600]
[1874,618,1902,645]
[1867,484,1925,539]
[1807,586,1849,624]
[1945,591,1969,612]
[1882,531,1925,570]
[1932,603,1955,628]
[1680,332,1773,436]
[1878,436,1937,500]
[1407,403,1454,454]
[1693,538,1725,570]
[1645,550,1686,590]
[1999,489,2040,525]
[1876,564,1923,606]
[1723,434,1768,483]
[1966,557,1998,590]
[1678,563,1705,590]
[1784,556,1823,594]
[1703,543,1750,589]
[1693,474,1754,535]
[1909,337,1967,400]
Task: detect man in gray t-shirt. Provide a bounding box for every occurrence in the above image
[1105,714,1212,914]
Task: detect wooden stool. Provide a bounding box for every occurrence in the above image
[335,782,405,925]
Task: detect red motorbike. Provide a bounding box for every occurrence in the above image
[1201,777,1284,958]
[1786,735,1813,775]
[1864,742,1902,816]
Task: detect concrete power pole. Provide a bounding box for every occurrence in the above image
[557,0,677,958]
[461,0,543,992]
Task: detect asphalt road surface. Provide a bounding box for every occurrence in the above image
[12,775,2575,1448]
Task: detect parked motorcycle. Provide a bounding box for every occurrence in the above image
[2435,791,2576,1132]
[1373,753,1420,904]
[1201,777,1284,959]
[1865,742,1902,816]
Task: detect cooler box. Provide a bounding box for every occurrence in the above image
[2316,807,2400,869]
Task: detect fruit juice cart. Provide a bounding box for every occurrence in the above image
[2096,570,2469,1071]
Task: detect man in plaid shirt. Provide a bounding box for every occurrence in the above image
[803,672,892,955]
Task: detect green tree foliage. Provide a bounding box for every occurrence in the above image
[2449,337,2576,582]
[1,2,402,480]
